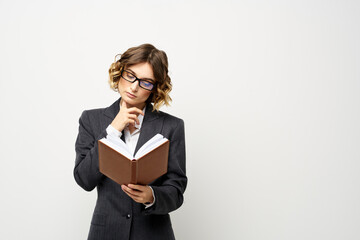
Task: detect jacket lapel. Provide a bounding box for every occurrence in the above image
[133,102,164,156]
[103,97,121,120]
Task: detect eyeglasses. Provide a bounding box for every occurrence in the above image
[120,69,155,91]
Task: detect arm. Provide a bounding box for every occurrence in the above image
[143,119,187,215]
[74,110,107,191]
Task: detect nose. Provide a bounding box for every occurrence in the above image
[130,80,139,92]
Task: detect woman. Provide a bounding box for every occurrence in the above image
[74,43,187,240]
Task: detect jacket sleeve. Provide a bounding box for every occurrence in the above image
[143,118,187,215]
[74,110,107,191]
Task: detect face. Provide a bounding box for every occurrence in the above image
[118,62,155,109]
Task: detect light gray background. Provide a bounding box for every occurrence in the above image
[0,0,359,239]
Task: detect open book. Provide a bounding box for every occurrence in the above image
[98,134,169,185]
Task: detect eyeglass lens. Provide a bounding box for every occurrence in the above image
[122,71,154,90]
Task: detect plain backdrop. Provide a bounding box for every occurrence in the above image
[0,0,359,239]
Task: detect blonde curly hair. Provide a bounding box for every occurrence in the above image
[108,43,172,112]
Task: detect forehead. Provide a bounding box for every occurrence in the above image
[126,62,155,81]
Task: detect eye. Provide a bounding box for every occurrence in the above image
[140,80,154,90]
[125,72,136,80]
[142,81,152,87]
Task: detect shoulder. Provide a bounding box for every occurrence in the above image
[80,107,106,121]
[157,109,184,126]
[77,107,108,135]
[77,106,110,137]
[154,109,185,138]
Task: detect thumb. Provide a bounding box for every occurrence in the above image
[120,99,128,109]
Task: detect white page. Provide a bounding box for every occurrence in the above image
[100,134,168,160]
[134,134,168,159]
[99,136,133,159]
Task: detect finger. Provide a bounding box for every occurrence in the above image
[126,118,138,127]
[120,100,130,109]
[128,107,144,116]
[122,185,141,197]
[121,99,129,109]
[125,191,145,203]
[122,186,137,198]
[122,189,139,201]
[127,184,146,191]
[121,187,146,203]
[127,114,140,125]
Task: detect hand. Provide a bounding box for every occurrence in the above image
[121,184,154,204]
[111,100,144,132]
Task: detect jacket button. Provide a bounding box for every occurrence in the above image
[126,214,131,219]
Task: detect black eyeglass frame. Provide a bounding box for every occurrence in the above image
[120,69,156,91]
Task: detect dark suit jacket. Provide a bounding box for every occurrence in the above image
[74,97,187,240]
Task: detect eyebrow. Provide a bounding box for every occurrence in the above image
[126,68,155,83]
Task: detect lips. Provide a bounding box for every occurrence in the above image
[126,92,136,99]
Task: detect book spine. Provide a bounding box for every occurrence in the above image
[130,160,137,184]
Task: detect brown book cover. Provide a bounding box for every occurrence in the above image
[98,138,169,185]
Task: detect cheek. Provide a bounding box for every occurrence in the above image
[140,91,152,99]
[118,80,126,91]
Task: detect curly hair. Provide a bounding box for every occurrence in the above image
[108,43,172,112]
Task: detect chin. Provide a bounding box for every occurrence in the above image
[122,96,144,107]
[124,96,138,103]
